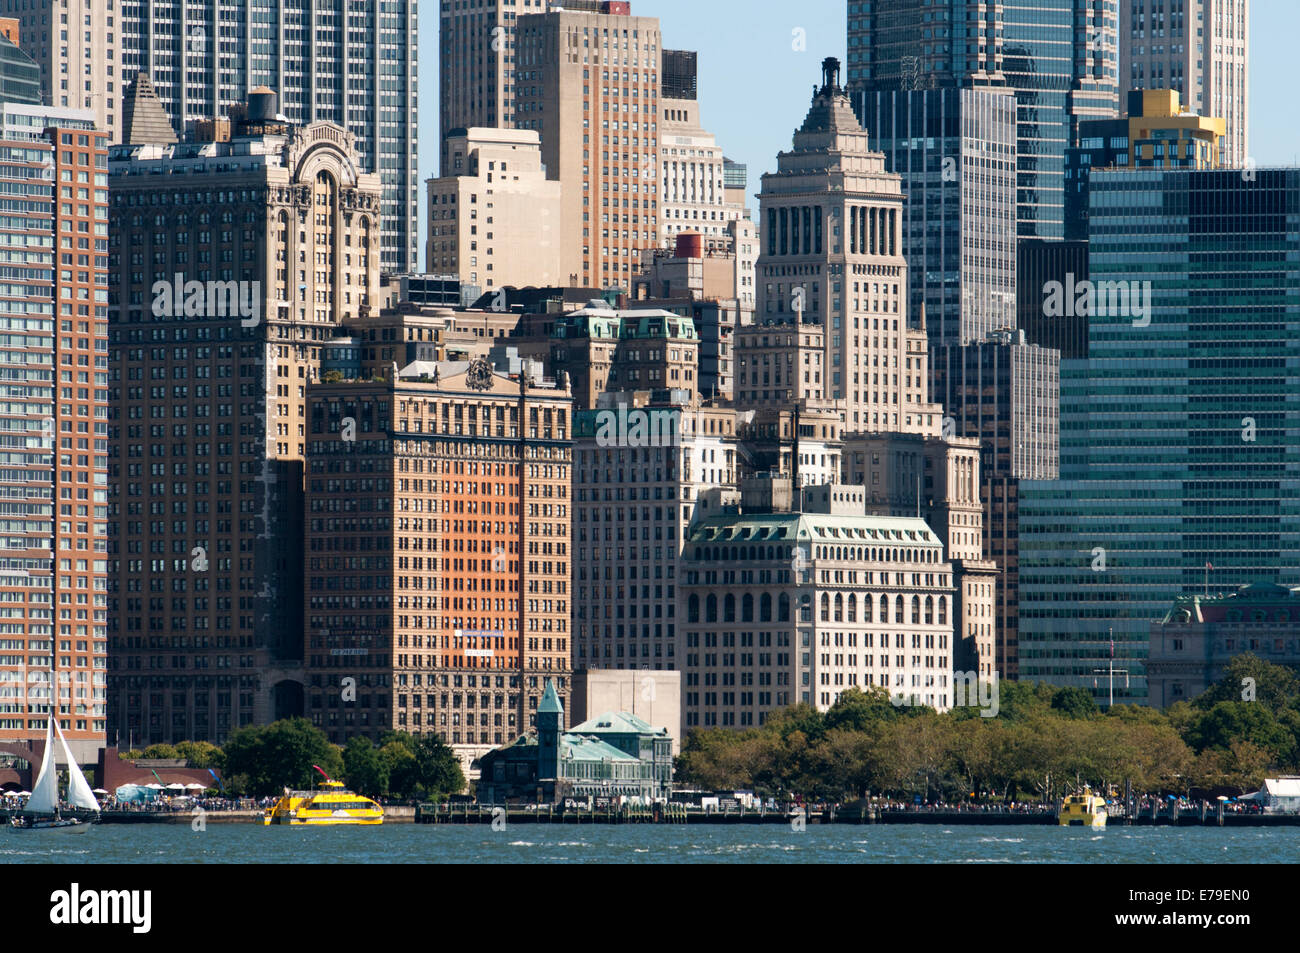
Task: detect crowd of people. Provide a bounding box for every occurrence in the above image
[876,800,1055,814]
[103,794,273,813]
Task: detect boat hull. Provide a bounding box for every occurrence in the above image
[262,815,383,826]
[8,818,96,834]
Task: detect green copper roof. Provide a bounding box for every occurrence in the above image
[570,711,665,736]
[538,679,563,714]
[560,734,639,764]
[687,512,939,546]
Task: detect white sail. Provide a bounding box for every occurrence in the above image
[26,716,59,814]
[55,720,100,813]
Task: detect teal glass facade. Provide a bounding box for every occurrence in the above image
[1018,168,1300,703]
[846,0,1118,240]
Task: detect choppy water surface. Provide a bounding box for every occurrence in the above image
[3,823,1296,864]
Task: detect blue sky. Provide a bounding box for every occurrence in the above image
[417,0,1300,255]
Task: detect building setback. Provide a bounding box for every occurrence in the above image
[757,58,941,436]
[107,97,382,745]
[426,128,563,290]
[0,5,119,139]
[303,357,572,752]
[119,0,418,273]
[438,0,552,175]
[0,90,108,761]
[1119,0,1248,167]
[659,94,745,246]
[513,5,663,289]
[1065,89,1224,242]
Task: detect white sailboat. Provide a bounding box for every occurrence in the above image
[8,715,100,834]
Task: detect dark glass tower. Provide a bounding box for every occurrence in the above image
[0,27,41,105]
[847,0,1118,240]
[1018,169,1300,704]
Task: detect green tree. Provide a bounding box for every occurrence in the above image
[175,740,225,770]
[222,718,344,796]
[823,685,910,731]
[1051,686,1100,719]
[763,703,827,743]
[1193,654,1300,712]
[993,680,1058,721]
[140,743,181,760]
[1183,701,1295,764]
[378,731,464,800]
[343,737,389,797]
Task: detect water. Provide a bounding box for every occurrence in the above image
[3,824,1296,864]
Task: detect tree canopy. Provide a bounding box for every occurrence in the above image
[677,660,1300,801]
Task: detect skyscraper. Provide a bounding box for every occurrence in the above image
[1065,89,1224,241]
[930,330,1060,678]
[0,27,108,760]
[514,4,664,289]
[848,0,1119,239]
[425,127,563,289]
[1119,0,1249,167]
[1018,168,1300,704]
[304,358,573,752]
[438,0,553,175]
[659,95,745,247]
[107,94,383,745]
[855,86,1018,347]
[119,0,418,273]
[757,58,942,435]
[0,1,121,139]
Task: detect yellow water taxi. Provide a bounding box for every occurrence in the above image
[262,781,384,826]
[1059,787,1107,829]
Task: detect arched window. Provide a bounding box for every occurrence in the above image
[778,593,791,622]
[894,595,904,624]
[799,595,813,623]
[688,593,700,623]
[724,594,736,622]
[864,596,874,623]
[834,593,844,622]
[760,592,773,622]
[706,594,718,623]
[924,595,934,625]
[847,593,857,623]
[741,593,754,622]
[911,596,920,624]
[820,593,831,622]
[938,597,948,626]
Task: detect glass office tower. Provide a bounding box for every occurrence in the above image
[856,86,1018,347]
[847,0,1118,239]
[1018,168,1300,704]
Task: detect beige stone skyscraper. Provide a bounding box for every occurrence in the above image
[659,95,745,247]
[426,128,563,290]
[756,58,942,436]
[1120,0,1249,166]
[0,0,121,140]
[514,5,663,289]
